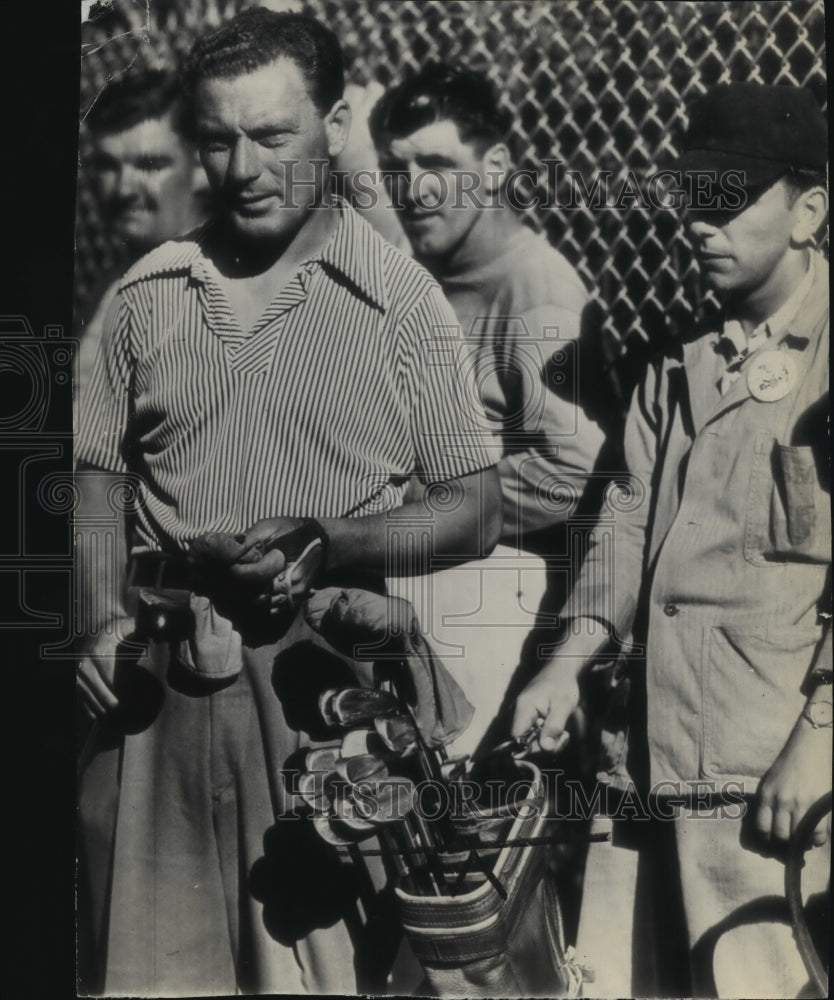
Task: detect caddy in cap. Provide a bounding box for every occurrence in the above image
[676,81,827,189]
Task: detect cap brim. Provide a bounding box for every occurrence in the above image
[673,148,788,190]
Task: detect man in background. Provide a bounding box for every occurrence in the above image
[370,63,606,755]
[76,68,211,403]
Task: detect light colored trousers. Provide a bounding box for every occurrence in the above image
[77,612,422,998]
[576,811,829,998]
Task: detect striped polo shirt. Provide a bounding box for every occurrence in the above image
[77,201,496,554]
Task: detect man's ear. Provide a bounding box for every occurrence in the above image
[481,142,511,195]
[324,99,351,158]
[791,185,829,246]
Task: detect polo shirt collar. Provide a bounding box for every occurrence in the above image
[315,198,388,310]
[119,231,211,289]
[123,201,388,311]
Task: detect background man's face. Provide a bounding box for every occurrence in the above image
[92,113,201,249]
[195,58,334,244]
[686,178,803,300]
[377,119,493,263]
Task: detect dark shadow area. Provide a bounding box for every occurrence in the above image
[249,818,362,946]
[271,640,360,740]
[248,818,404,993]
[108,639,164,735]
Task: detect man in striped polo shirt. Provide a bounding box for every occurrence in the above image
[75,9,500,997]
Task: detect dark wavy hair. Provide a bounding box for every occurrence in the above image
[369,62,512,150]
[182,7,344,115]
[85,68,190,139]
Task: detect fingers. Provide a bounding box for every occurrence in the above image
[771,805,794,843]
[538,728,570,754]
[269,579,290,612]
[239,518,292,546]
[227,548,286,584]
[511,693,545,742]
[77,658,119,718]
[753,801,773,843]
[539,711,563,745]
[811,814,831,847]
[754,794,828,845]
[512,687,563,744]
[188,531,254,566]
[253,564,308,616]
[754,798,794,843]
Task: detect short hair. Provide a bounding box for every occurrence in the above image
[782,166,828,206]
[182,7,344,115]
[85,68,190,139]
[369,62,512,150]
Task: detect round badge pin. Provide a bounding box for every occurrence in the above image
[746,351,797,402]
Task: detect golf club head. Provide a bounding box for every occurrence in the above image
[331,687,401,726]
[332,791,379,835]
[335,753,390,785]
[374,714,418,754]
[304,743,342,774]
[311,812,364,847]
[340,727,392,759]
[352,776,418,825]
[297,769,340,811]
[318,688,340,727]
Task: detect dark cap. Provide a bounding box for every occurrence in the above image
[676,82,827,189]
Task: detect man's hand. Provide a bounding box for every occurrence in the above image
[512,617,611,751]
[76,623,135,719]
[754,711,832,847]
[511,658,582,753]
[220,518,326,613]
[220,517,295,587]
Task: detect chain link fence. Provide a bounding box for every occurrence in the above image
[77,0,826,407]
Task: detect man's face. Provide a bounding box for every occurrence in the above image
[377,119,495,263]
[92,113,200,249]
[685,178,803,301]
[195,58,340,244]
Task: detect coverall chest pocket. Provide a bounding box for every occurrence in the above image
[745,435,829,565]
[771,444,828,555]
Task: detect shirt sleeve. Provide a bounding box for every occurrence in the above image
[75,286,134,474]
[497,303,606,538]
[75,277,121,420]
[398,283,500,483]
[562,358,659,640]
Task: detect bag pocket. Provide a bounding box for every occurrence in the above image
[702,623,819,782]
